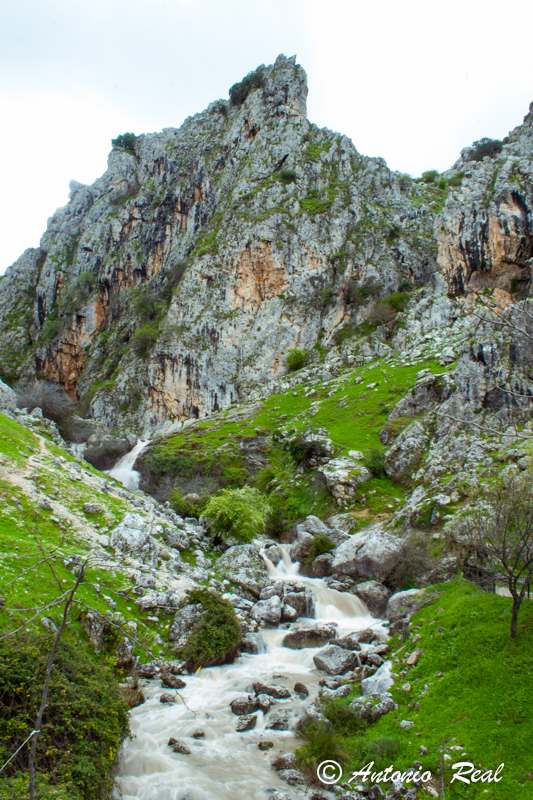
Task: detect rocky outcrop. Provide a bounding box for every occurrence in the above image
[437,111,533,296]
[331,523,404,582]
[0,55,437,435]
[0,379,16,412]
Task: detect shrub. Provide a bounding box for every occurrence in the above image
[385,533,433,591]
[111,132,137,155]
[333,324,358,346]
[448,170,465,187]
[177,589,241,670]
[466,138,503,162]
[364,736,403,768]
[421,170,439,184]
[295,717,347,781]
[287,434,327,464]
[132,323,159,356]
[15,380,74,422]
[169,487,208,519]
[365,301,397,328]
[346,278,382,306]
[211,101,228,117]
[363,448,387,477]
[0,632,129,798]
[278,169,297,185]
[398,280,414,292]
[305,533,335,566]
[133,292,158,322]
[285,349,310,373]
[381,291,410,313]
[203,486,271,543]
[229,67,265,106]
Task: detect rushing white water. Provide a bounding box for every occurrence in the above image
[114,545,385,800]
[108,440,149,491]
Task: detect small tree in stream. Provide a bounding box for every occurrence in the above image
[464,475,533,638]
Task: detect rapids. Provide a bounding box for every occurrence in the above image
[114,546,385,800]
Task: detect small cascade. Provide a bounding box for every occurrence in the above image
[108,440,149,491]
[114,544,385,800]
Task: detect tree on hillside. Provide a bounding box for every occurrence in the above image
[464,476,533,638]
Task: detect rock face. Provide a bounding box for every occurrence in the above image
[0,379,16,412]
[0,55,437,435]
[331,523,404,582]
[352,581,391,618]
[437,111,533,296]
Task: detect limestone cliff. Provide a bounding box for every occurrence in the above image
[0,55,438,435]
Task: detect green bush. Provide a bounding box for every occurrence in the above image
[132,323,159,356]
[0,632,129,799]
[448,170,465,187]
[333,324,358,346]
[285,349,310,372]
[229,67,265,106]
[346,278,382,306]
[169,487,208,519]
[111,132,137,155]
[381,291,410,313]
[466,137,503,162]
[278,169,297,184]
[203,486,271,543]
[177,589,241,670]
[363,448,387,477]
[305,533,335,566]
[421,170,439,184]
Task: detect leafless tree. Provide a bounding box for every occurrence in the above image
[464,475,533,638]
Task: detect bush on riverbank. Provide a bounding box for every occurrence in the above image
[177,589,241,671]
[0,632,129,799]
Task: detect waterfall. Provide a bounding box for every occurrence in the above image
[114,545,385,800]
[108,440,149,491]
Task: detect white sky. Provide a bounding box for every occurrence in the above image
[1,0,533,275]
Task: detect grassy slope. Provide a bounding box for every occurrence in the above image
[329,582,533,798]
[0,413,177,663]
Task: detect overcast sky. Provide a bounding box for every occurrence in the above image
[2,0,533,275]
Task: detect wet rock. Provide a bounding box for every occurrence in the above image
[334,634,362,651]
[160,693,177,704]
[83,434,131,471]
[258,740,274,750]
[309,553,333,577]
[135,662,159,678]
[168,603,203,648]
[386,588,427,621]
[283,589,313,617]
[281,603,298,622]
[162,673,187,690]
[236,714,257,732]
[355,628,378,644]
[253,682,291,699]
[279,768,306,785]
[271,752,296,770]
[293,682,309,697]
[367,653,384,667]
[352,580,391,618]
[262,543,283,566]
[265,709,291,730]
[313,645,360,675]
[230,695,259,715]
[256,693,277,713]
[241,632,267,654]
[191,728,205,738]
[289,530,314,562]
[282,625,336,649]
[331,523,404,582]
[170,738,191,754]
[216,544,269,598]
[250,595,282,626]
[360,661,395,695]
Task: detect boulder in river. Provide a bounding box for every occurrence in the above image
[253,682,290,699]
[282,625,337,649]
[250,595,282,626]
[313,644,360,675]
[351,580,391,617]
[271,752,296,770]
[331,523,404,582]
[230,695,259,715]
[265,709,291,730]
[236,714,257,732]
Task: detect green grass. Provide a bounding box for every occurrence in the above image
[322,581,533,798]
